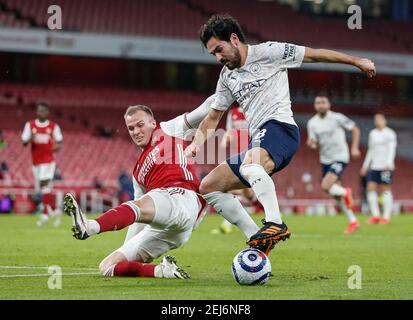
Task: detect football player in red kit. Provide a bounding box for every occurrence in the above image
[22,102,63,227]
[64,104,209,279]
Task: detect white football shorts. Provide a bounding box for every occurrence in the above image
[116,187,205,263]
[32,162,56,186]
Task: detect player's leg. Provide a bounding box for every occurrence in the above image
[379,171,394,224]
[200,162,260,239]
[99,188,200,279]
[64,192,156,239]
[321,166,353,207]
[237,120,300,247]
[366,178,381,224]
[211,189,252,235]
[36,162,60,227]
[367,170,381,224]
[321,166,359,233]
[98,235,189,279]
[36,179,51,227]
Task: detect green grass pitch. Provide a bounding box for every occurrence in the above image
[0,213,412,300]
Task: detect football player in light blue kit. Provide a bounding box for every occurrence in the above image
[361,114,397,225]
[307,94,361,234]
[185,14,376,254]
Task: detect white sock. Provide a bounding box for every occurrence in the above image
[39,214,49,223]
[154,265,163,278]
[221,219,233,228]
[367,191,380,218]
[382,190,393,220]
[329,184,347,197]
[239,164,282,224]
[87,220,100,236]
[203,191,259,239]
[337,199,357,223]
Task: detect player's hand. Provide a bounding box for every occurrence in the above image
[355,58,376,78]
[360,167,367,176]
[184,143,200,158]
[351,147,361,160]
[306,138,317,150]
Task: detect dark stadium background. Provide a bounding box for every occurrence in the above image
[1,0,412,215]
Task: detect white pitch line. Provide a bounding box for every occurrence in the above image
[0,266,98,271]
[0,272,100,278]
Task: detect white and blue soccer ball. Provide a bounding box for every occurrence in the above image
[231,248,272,285]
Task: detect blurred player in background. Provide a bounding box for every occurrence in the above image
[360,114,397,225]
[185,14,375,253]
[211,105,256,234]
[307,94,361,234]
[64,99,221,279]
[22,102,63,227]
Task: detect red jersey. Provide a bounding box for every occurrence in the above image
[133,127,200,193]
[22,119,63,165]
[226,106,249,154]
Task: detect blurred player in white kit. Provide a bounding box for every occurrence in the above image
[360,114,397,225]
[307,94,361,234]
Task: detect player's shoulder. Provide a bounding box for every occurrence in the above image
[307,114,319,125]
[329,110,343,118]
[385,127,397,138]
[49,120,60,127]
[250,41,279,58]
[330,111,351,122]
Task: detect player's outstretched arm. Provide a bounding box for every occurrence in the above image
[303,47,376,78]
[184,108,224,157]
[160,95,216,140]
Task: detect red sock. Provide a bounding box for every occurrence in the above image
[95,203,136,233]
[113,261,156,277]
[42,193,55,214]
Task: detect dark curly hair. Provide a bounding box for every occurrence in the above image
[199,14,246,47]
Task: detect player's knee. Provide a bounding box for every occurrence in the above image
[321,181,330,192]
[199,177,214,195]
[242,150,274,174]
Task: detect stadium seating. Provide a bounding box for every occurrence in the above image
[0,0,412,53]
[1,83,413,200]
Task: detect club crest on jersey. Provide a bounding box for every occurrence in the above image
[249,63,261,74]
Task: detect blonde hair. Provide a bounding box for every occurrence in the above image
[124,105,154,119]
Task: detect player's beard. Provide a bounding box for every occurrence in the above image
[222,46,242,70]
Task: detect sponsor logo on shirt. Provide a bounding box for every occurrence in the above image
[233,79,266,103]
[138,146,160,184]
[282,44,296,61]
[33,133,51,144]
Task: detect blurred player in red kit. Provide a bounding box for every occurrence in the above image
[64,99,217,279]
[22,102,63,227]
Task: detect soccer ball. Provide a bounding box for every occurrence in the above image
[231,248,272,285]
